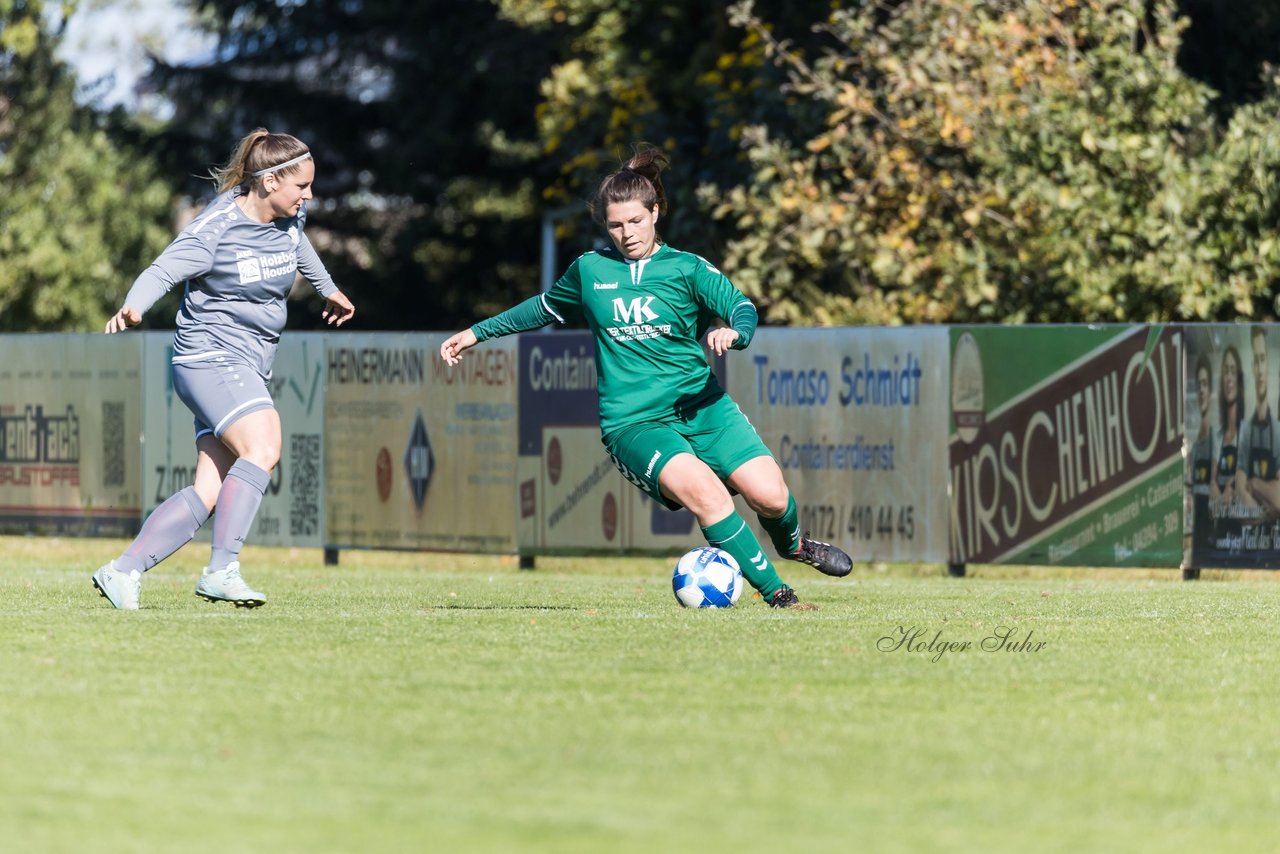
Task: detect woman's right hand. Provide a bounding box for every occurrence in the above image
[105,307,142,334]
[440,328,478,366]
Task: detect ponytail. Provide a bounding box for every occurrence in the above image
[211,129,311,192]
[591,142,670,223]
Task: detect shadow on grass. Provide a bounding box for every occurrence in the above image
[425,604,581,611]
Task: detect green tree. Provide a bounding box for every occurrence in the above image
[145,1,833,329]
[708,0,1280,324]
[143,0,562,330]
[0,0,173,330]
[495,0,828,263]
[141,1,820,330]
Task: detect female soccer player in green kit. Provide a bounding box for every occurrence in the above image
[440,144,852,608]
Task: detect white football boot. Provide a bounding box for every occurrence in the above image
[195,561,266,608]
[92,560,141,610]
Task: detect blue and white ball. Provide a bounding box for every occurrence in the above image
[672,547,744,608]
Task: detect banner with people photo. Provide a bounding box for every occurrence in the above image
[949,325,1184,567]
[324,332,519,553]
[725,327,951,563]
[1183,324,1280,568]
[0,334,144,536]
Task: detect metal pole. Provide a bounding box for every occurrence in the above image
[540,204,584,293]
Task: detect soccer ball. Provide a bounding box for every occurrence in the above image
[671,547,743,608]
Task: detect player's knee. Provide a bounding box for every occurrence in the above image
[238,444,280,473]
[667,477,733,522]
[694,492,736,522]
[760,491,790,519]
[743,482,790,518]
[258,450,281,473]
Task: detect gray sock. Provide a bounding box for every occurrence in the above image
[117,486,210,574]
[208,459,271,571]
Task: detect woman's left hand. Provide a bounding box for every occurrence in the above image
[705,327,740,356]
[322,290,355,327]
[105,306,142,334]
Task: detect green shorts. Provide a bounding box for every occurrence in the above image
[602,393,773,510]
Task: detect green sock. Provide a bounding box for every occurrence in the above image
[702,512,785,598]
[757,493,801,557]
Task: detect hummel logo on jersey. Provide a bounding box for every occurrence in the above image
[612,296,658,324]
[594,281,619,290]
[644,450,662,478]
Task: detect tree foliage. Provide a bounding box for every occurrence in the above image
[494,0,826,259]
[137,0,828,329]
[0,0,173,331]
[10,0,1280,330]
[142,0,564,330]
[708,0,1280,325]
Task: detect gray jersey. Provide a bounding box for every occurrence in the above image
[124,186,337,378]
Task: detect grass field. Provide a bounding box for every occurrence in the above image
[4,536,1280,853]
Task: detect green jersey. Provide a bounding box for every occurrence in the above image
[472,243,758,436]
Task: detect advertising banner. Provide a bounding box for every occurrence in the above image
[263,333,327,546]
[531,426,629,550]
[726,327,951,563]
[325,332,518,552]
[515,331,700,554]
[949,325,1183,567]
[139,332,327,548]
[0,334,143,536]
[1184,324,1280,568]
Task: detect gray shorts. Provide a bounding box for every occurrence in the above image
[172,356,275,440]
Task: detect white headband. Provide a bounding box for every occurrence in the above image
[252,151,312,177]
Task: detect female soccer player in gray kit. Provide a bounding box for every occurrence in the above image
[93,129,355,610]
[440,143,852,608]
